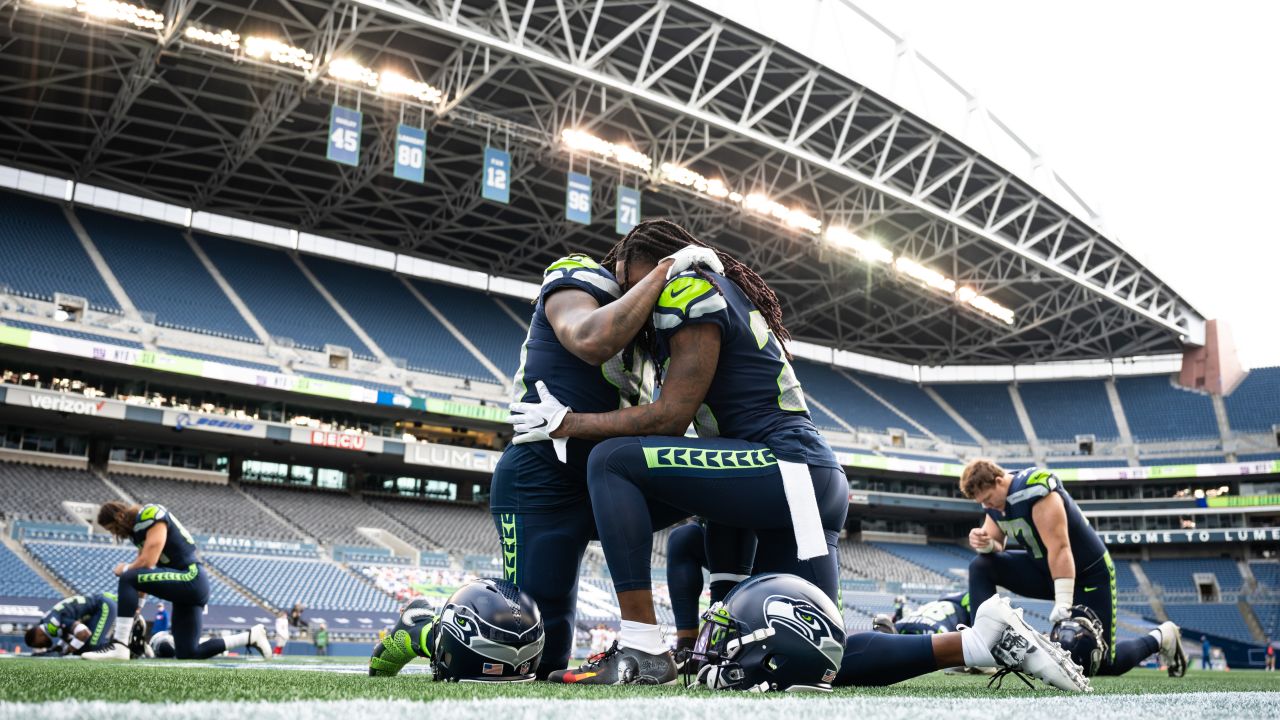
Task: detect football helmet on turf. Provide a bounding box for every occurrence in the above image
[689,573,845,692]
[1049,605,1108,677]
[433,578,545,683]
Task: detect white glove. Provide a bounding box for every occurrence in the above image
[663,244,724,279]
[1049,578,1075,623]
[508,380,570,462]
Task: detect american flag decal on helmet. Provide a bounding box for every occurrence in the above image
[482,662,503,675]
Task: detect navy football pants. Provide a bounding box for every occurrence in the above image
[968,550,1158,675]
[587,436,847,603]
[117,563,227,660]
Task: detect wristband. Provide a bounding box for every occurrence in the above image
[975,538,996,554]
[1054,577,1075,608]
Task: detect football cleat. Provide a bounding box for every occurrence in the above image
[126,616,148,659]
[976,596,1091,693]
[1156,621,1187,678]
[81,641,131,661]
[249,624,273,660]
[548,642,676,685]
[871,613,897,634]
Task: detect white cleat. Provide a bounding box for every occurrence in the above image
[1156,621,1187,677]
[975,595,1092,692]
[81,641,132,661]
[249,624,273,660]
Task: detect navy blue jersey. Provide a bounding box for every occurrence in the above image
[130,504,200,568]
[652,270,837,468]
[896,592,971,634]
[509,254,655,472]
[985,468,1107,574]
[39,593,114,641]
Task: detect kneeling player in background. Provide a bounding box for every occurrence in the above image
[961,460,1186,677]
[91,500,272,660]
[25,592,119,657]
[369,579,544,681]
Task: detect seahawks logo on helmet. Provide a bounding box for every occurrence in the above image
[762,594,843,670]
[439,603,543,669]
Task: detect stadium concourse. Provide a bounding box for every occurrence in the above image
[0,0,1278,716]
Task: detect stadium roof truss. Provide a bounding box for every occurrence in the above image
[0,0,1204,365]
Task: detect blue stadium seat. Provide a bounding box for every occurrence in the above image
[0,319,143,349]
[24,541,251,605]
[1239,453,1280,462]
[206,554,397,612]
[195,234,372,355]
[869,542,971,580]
[0,191,120,312]
[792,361,910,435]
[930,383,1027,442]
[849,371,970,442]
[1018,379,1119,442]
[1137,455,1225,466]
[79,209,256,343]
[1045,458,1129,469]
[1162,603,1253,644]
[1140,558,1243,594]
[1224,367,1280,434]
[300,256,494,382]
[1115,375,1218,442]
[0,543,59,599]
[409,278,525,380]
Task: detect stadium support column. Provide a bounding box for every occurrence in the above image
[87,435,113,471]
[1179,319,1246,396]
[456,480,474,503]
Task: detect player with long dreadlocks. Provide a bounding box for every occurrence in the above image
[510,220,1093,691]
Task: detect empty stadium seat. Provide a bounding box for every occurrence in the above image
[79,208,256,342]
[409,277,525,379]
[849,371,970,442]
[792,361,909,435]
[930,383,1027,442]
[1,319,143,349]
[24,541,250,605]
[1224,367,1280,434]
[109,474,300,541]
[1137,455,1225,466]
[194,234,372,354]
[1140,558,1243,594]
[301,256,494,382]
[365,497,497,556]
[0,542,59,599]
[867,542,971,584]
[207,554,396,612]
[1116,375,1218,442]
[1018,379,1119,442]
[1162,603,1254,644]
[242,484,428,548]
[0,191,120,312]
[0,462,118,523]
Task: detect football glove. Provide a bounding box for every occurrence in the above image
[663,244,724,279]
[509,380,570,462]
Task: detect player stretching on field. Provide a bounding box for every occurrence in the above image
[24,592,119,657]
[492,242,721,678]
[89,500,272,660]
[961,459,1187,677]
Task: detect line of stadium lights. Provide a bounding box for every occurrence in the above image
[562,129,1015,325]
[23,0,1013,325]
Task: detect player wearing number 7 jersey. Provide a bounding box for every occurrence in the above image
[962,460,1186,677]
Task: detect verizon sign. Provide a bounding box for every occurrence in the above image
[5,386,127,420]
[310,430,368,451]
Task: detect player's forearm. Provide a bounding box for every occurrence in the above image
[555,399,690,440]
[567,260,672,364]
[1048,544,1075,583]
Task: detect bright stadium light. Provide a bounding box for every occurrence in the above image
[743,193,822,234]
[32,0,165,31]
[184,25,240,50]
[327,57,378,87]
[379,70,444,105]
[561,130,652,171]
[245,36,314,71]
[956,286,1015,324]
[824,226,893,265]
[895,256,956,294]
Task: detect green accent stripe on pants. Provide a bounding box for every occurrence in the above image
[137,563,199,584]
[1104,552,1117,663]
[500,513,517,583]
[90,602,109,645]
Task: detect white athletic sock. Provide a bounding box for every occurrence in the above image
[114,618,133,643]
[618,620,666,655]
[1148,628,1163,645]
[224,630,250,650]
[959,627,996,668]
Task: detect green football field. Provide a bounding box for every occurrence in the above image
[1,657,1277,719]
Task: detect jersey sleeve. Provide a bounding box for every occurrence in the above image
[133,504,169,535]
[1006,469,1059,507]
[652,272,730,340]
[539,254,620,306]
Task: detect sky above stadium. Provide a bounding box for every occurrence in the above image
[701,0,1280,367]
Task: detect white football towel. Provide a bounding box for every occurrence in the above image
[777,459,828,560]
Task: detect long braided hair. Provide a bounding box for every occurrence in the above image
[603,219,792,363]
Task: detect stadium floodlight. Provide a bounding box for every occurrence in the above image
[895,256,956,294]
[379,70,444,105]
[327,57,379,87]
[560,129,652,171]
[32,0,164,31]
[956,286,1015,325]
[824,226,893,265]
[743,194,822,234]
[244,36,314,71]
[184,25,240,50]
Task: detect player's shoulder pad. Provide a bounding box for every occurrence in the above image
[1007,467,1058,505]
[540,254,620,299]
[134,503,168,533]
[653,271,727,330]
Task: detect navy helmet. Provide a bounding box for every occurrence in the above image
[690,573,845,692]
[433,578,545,683]
[1050,605,1108,677]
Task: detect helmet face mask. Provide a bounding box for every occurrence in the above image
[690,573,845,693]
[433,578,545,683]
[1050,605,1108,677]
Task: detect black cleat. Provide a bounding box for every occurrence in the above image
[548,642,676,685]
